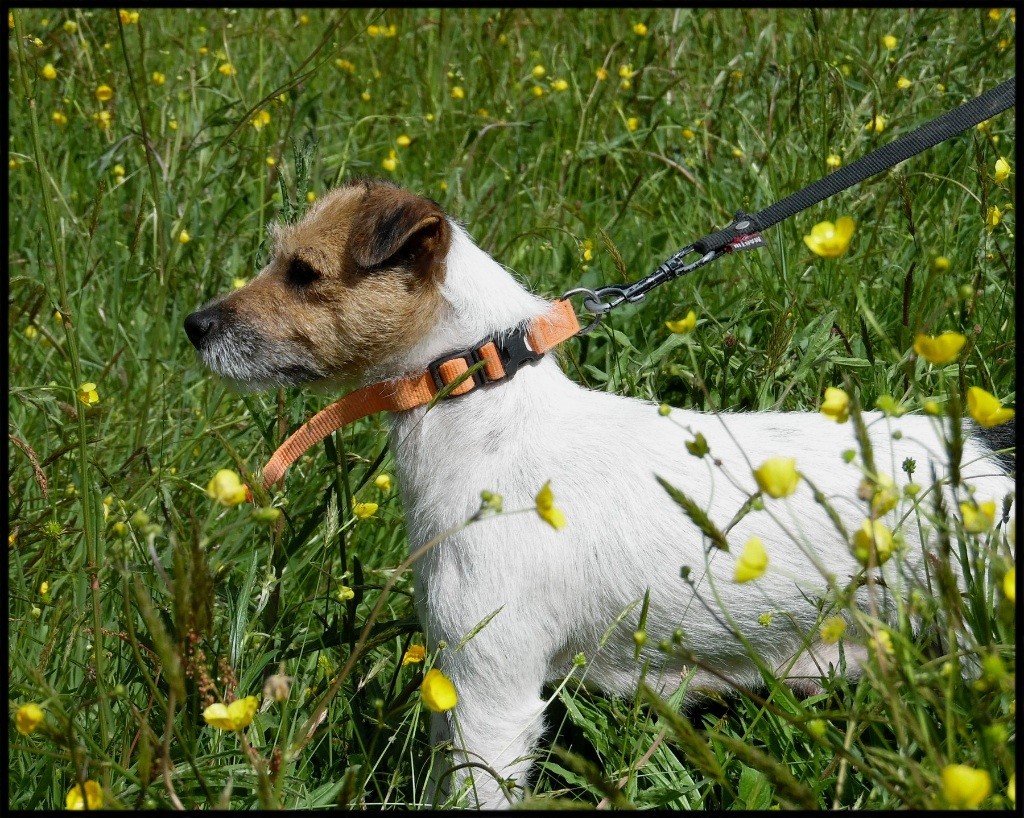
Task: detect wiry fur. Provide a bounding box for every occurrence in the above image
[186,181,1015,809]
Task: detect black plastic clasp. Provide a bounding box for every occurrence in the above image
[426,324,542,400]
[427,348,486,395]
[493,325,542,381]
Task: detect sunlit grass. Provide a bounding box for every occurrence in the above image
[8,7,1015,810]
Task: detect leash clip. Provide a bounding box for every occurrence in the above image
[562,244,723,332]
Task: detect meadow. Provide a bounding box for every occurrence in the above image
[7,7,1016,810]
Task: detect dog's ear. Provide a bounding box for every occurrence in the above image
[350,192,449,276]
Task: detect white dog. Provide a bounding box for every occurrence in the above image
[185,179,1014,808]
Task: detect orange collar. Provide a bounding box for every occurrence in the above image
[261,299,580,488]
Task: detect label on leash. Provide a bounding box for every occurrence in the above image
[726,232,766,253]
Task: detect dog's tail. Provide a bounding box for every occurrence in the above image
[973,418,1015,476]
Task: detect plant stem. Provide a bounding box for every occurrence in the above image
[12,11,110,758]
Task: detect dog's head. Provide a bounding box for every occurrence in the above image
[184,179,450,389]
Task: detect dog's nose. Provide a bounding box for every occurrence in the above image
[184,309,220,349]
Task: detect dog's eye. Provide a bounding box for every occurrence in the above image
[287,257,320,288]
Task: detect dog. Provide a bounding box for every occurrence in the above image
[185,178,1014,808]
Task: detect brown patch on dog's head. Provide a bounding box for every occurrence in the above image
[186,179,450,387]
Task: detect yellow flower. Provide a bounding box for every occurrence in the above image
[595,67,608,81]
[532,86,544,98]
[753,457,799,498]
[967,386,1014,428]
[251,109,271,130]
[621,78,632,90]
[618,64,633,78]
[535,480,566,530]
[150,70,166,86]
[821,387,850,423]
[865,114,886,133]
[986,205,1002,230]
[421,668,458,712]
[66,780,103,811]
[119,10,139,25]
[633,22,648,36]
[993,157,1010,183]
[24,325,38,339]
[582,239,594,262]
[734,537,768,583]
[868,474,899,516]
[168,119,177,130]
[551,78,569,92]
[178,229,191,244]
[826,153,842,169]
[337,585,354,601]
[95,84,114,102]
[112,164,125,178]
[531,64,546,79]
[374,474,392,492]
[923,399,941,416]
[665,310,697,335]
[335,58,355,73]
[931,255,950,272]
[942,764,992,809]
[41,63,57,81]
[869,629,894,656]
[353,502,378,519]
[803,216,855,258]
[203,695,259,730]
[198,46,209,55]
[16,703,45,735]
[731,147,744,158]
[232,277,247,289]
[626,117,640,132]
[51,110,68,126]
[396,134,411,147]
[218,62,236,77]
[960,500,997,534]
[913,331,966,365]
[382,149,398,172]
[402,645,426,666]
[882,34,898,49]
[367,24,380,37]
[40,580,50,595]
[77,382,99,406]
[306,191,316,203]
[206,469,248,506]
[988,8,1002,21]
[451,86,464,100]
[1004,567,1015,603]
[851,518,894,566]
[682,127,696,140]
[819,616,847,644]
[63,20,78,34]
[360,90,372,102]
[299,13,309,25]
[896,76,912,89]
[875,394,906,417]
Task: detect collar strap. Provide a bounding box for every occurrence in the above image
[261,299,580,488]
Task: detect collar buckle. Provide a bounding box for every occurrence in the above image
[427,323,542,399]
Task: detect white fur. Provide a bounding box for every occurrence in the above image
[381,224,1013,808]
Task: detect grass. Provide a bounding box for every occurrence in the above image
[7,7,1016,810]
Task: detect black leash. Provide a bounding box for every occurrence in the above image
[565,76,1015,323]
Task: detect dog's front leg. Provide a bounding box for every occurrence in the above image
[426,677,547,809]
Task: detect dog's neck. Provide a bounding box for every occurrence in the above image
[370,223,554,382]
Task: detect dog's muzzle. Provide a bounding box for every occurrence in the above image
[184,306,223,349]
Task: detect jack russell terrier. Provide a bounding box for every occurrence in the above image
[185,178,1014,808]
